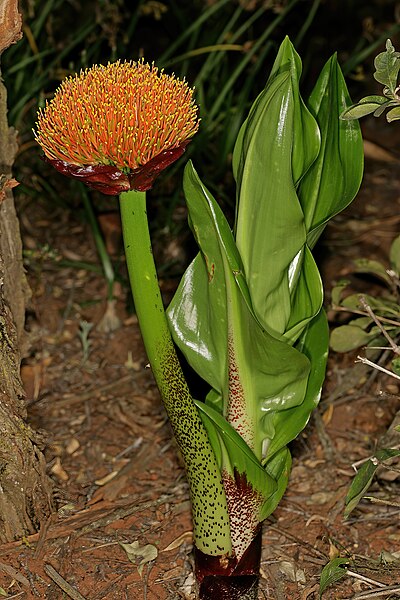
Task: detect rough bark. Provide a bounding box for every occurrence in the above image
[0,0,53,543]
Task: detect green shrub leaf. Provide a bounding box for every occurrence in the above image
[389,235,400,273]
[373,39,400,93]
[319,558,350,597]
[344,449,400,517]
[353,258,392,284]
[330,323,378,352]
[386,105,400,122]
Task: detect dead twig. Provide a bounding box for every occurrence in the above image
[54,373,137,407]
[356,356,400,381]
[332,304,400,328]
[365,495,400,508]
[44,564,87,600]
[350,583,400,599]
[359,296,400,356]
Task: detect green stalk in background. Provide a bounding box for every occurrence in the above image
[34,42,364,599]
[79,185,121,332]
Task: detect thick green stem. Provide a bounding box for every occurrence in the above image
[119,189,232,557]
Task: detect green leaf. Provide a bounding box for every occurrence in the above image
[348,316,373,330]
[319,557,349,598]
[340,98,390,120]
[357,94,392,104]
[283,244,323,344]
[197,397,293,521]
[168,162,311,461]
[344,449,400,517]
[260,446,291,519]
[233,37,320,337]
[330,323,378,352]
[386,105,400,122]
[266,36,320,185]
[353,258,392,285]
[341,293,400,316]
[373,39,400,94]
[299,54,364,249]
[390,235,400,273]
[195,400,277,497]
[391,357,400,376]
[331,279,350,305]
[195,400,292,557]
[266,308,329,458]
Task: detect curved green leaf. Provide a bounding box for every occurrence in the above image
[342,293,400,316]
[284,245,323,344]
[299,54,364,249]
[167,161,249,396]
[266,308,329,458]
[195,399,292,523]
[330,323,380,352]
[353,258,392,285]
[390,235,400,273]
[387,105,400,122]
[233,37,320,337]
[341,100,390,120]
[373,38,400,93]
[195,399,276,494]
[344,449,400,517]
[168,163,311,460]
[260,446,291,520]
[319,558,349,598]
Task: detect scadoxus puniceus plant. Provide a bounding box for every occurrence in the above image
[34,38,364,599]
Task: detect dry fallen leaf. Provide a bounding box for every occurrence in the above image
[162,530,193,552]
[50,457,69,482]
[119,540,158,576]
[178,573,196,600]
[66,437,80,455]
[94,471,119,486]
[278,560,306,584]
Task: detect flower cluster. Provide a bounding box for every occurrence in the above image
[34,60,199,194]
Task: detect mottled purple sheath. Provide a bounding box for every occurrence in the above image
[195,529,261,600]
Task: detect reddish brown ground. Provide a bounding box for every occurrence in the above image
[1,120,400,599]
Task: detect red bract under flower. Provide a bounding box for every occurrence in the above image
[44,143,189,195]
[34,60,199,194]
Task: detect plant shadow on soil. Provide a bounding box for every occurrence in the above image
[1,117,400,599]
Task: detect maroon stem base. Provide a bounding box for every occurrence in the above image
[195,530,262,600]
[198,575,259,600]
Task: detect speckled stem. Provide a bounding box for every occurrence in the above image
[119,189,232,558]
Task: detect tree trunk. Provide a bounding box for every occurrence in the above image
[0,0,53,543]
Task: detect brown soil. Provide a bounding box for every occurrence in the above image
[1,120,400,599]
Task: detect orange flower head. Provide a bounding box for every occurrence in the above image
[34,60,200,194]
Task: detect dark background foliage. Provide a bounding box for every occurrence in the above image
[4,0,400,272]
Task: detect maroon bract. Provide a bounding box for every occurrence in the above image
[43,142,189,196]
